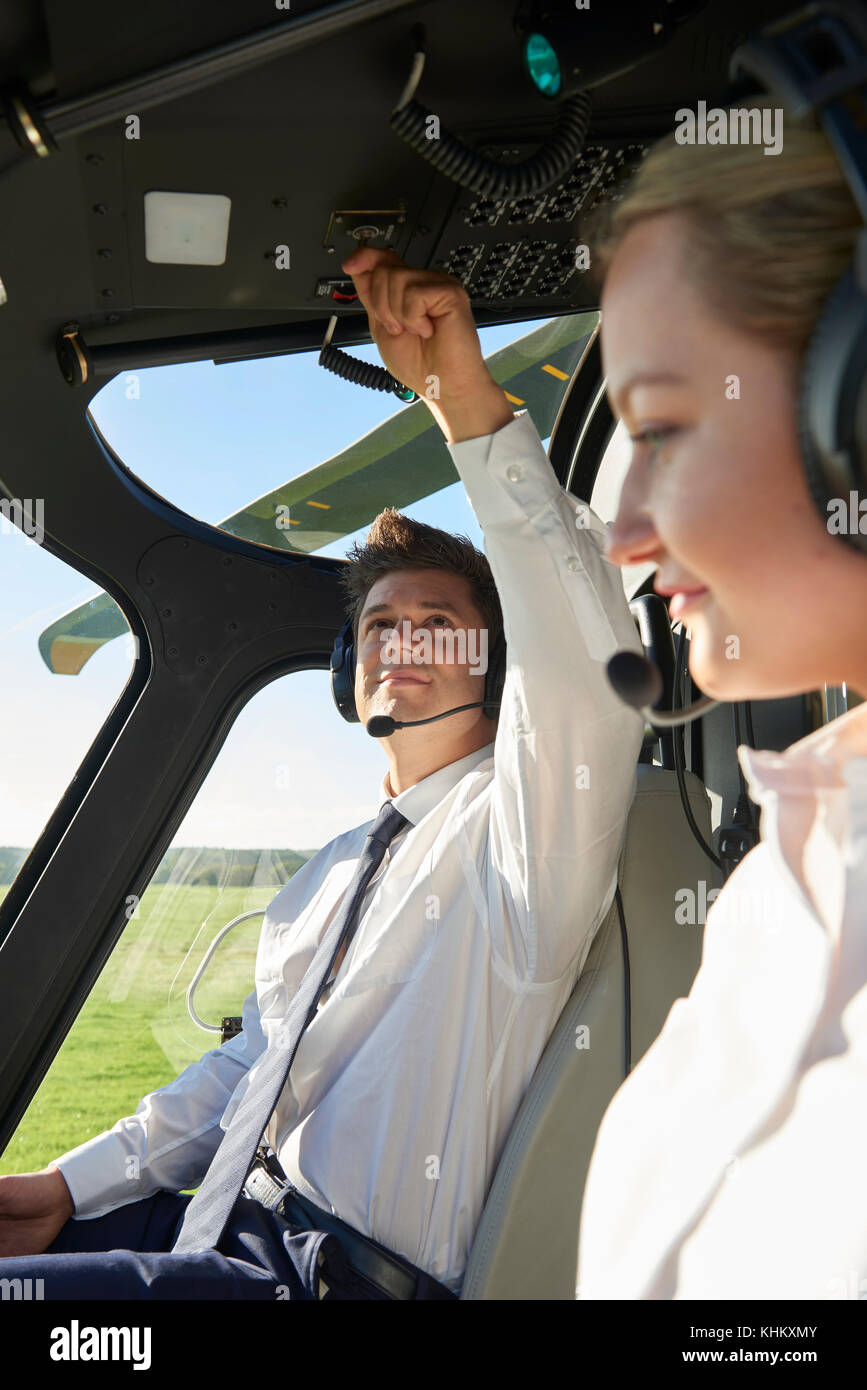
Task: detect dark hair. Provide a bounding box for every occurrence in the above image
[341,507,503,649]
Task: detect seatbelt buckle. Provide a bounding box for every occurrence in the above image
[256,1143,289,1182]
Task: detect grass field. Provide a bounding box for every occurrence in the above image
[0,880,282,1179]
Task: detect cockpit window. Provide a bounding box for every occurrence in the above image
[0,535,135,900]
[86,317,586,559]
[1,312,600,1175]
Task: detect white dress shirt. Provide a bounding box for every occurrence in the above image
[54,409,644,1294]
[577,698,867,1300]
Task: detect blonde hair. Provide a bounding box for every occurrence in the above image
[584,100,861,359]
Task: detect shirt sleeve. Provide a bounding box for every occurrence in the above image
[52,986,268,1218]
[446,407,645,983]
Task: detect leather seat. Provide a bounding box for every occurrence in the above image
[460,759,721,1299]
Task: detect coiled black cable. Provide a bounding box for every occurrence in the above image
[322,25,594,398]
[319,23,594,397]
[390,90,593,199]
[389,24,593,199]
[318,338,417,401]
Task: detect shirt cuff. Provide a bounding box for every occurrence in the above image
[52,1130,152,1219]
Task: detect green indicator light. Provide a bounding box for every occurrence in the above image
[524,33,561,97]
[395,385,416,402]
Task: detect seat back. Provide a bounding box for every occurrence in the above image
[460,762,722,1299]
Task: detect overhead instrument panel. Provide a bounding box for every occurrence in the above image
[430,139,648,306]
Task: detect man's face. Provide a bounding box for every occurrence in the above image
[355,567,494,735]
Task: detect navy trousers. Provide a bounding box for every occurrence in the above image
[0,1190,372,1300]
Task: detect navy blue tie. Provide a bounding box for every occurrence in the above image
[172,800,410,1253]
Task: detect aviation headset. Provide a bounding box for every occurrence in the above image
[731,1,867,556]
[330,611,507,725]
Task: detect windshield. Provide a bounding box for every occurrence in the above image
[0,312,608,1176]
[85,318,582,559]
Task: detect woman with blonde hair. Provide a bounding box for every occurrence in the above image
[575,86,867,1300]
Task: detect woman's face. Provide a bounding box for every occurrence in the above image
[601,211,867,701]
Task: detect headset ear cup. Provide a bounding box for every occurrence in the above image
[330,617,360,722]
[483,631,507,719]
[798,266,867,554]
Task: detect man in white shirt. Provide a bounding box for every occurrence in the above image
[0,250,644,1298]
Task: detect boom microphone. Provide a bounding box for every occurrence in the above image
[606,650,719,727]
[366,700,486,737]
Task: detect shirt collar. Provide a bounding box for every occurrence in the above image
[738,699,867,798]
[377,742,496,828]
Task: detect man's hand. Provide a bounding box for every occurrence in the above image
[339,247,515,443]
[0,1164,75,1256]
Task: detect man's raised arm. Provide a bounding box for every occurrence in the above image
[341,249,645,983]
[445,407,643,981]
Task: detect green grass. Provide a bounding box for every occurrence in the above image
[0,880,282,1178]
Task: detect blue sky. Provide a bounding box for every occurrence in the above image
[0,319,555,853]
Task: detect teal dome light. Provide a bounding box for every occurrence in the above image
[523,32,561,97]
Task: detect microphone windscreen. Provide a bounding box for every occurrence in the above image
[606,650,664,711]
[366,715,398,737]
